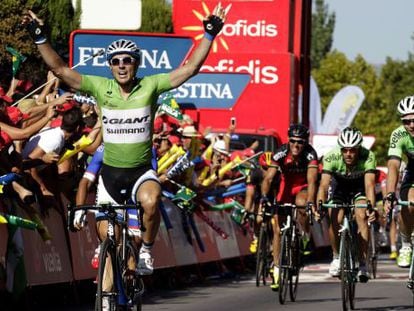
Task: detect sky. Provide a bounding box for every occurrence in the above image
[325,0,414,64]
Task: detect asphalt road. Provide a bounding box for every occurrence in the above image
[14,254,412,311]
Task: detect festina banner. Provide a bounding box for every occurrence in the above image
[320,85,365,134]
[70,30,194,78]
[70,31,250,109]
[171,72,250,109]
[172,0,293,54]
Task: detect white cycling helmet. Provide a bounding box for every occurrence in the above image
[398,95,414,117]
[338,127,363,148]
[106,39,141,61]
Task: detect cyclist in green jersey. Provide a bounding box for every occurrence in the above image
[316,127,376,282]
[384,95,414,268]
[22,6,228,276]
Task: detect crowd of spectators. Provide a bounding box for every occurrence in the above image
[0,65,260,243]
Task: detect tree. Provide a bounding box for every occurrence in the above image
[365,54,414,164]
[0,0,80,90]
[140,0,173,33]
[311,0,335,69]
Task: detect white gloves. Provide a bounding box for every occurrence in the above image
[73,210,86,230]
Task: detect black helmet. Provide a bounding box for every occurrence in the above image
[288,123,309,140]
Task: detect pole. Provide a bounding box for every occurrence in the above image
[13,49,105,106]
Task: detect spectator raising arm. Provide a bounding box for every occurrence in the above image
[1,105,55,140]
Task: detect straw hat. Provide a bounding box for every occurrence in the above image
[213,139,229,156]
[181,125,201,137]
[17,99,37,113]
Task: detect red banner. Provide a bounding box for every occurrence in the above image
[173,0,293,54]
[173,0,297,136]
[190,52,295,136]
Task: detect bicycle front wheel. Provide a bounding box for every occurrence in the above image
[278,229,290,304]
[289,232,300,302]
[119,241,144,311]
[256,225,269,287]
[340,231,355,311]
[96,239,117,311]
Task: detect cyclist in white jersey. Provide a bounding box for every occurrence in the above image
[22,5,228,275]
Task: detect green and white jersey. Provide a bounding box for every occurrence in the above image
[322,146,377,189]
[80,74,171,168]
[387,125,414,167]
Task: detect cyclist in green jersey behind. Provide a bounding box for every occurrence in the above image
[22,5,228,275]
[316,127,376,282]
[384,95,414,268]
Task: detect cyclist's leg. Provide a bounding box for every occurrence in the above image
[244,184,258,253]
[328,205,345,257]
[95,175,120,292]
[397,186,414,267]
[389,216,398,259]
[295,189,311,254]
[136,180,161,245]
[271,213,282,289]
[327,196,345,276]
[132,169,161,275]
[353,195,370,281]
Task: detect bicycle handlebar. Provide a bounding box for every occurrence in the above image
[69,203,140,212]
[397,200,414,207]
[319,202,370,209]
[67,203,142,233]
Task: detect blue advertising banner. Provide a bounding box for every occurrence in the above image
[168,72,251,109]
[70,30,194,78]
[70,31,250,109]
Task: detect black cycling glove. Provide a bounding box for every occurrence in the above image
[203,15,224,41]
[384,192,396,203]
[26,19,47,45]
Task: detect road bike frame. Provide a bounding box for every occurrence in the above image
[68,202,144,311]
[320,201,371,311]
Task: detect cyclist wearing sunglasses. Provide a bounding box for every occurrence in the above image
[384,95,414,268]
[316,127,376,282]
[22,4,228,277]
[261,123,319,291]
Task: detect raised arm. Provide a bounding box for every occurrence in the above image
[21,10,82,91]
[169,4,229,88]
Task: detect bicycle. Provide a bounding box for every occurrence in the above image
[68,202,145,311]
[255,199,275,287]
[277,203,311,304]
[395,200,414,305]
[319,200,372,311]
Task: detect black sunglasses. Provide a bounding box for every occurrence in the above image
[402,118,414,125]
[289,138,306,145]
[110,56,135,66]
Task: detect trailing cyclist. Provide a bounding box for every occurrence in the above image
[316,127,376,283]
[261,123,318,291]
[244,151,278,253]
[384,95,414,269]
